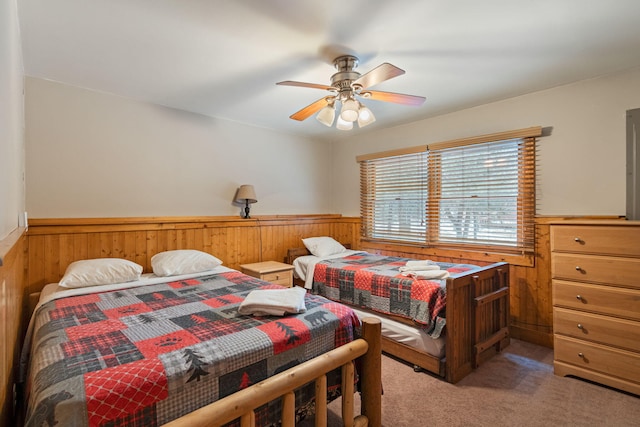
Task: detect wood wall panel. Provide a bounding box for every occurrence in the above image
[1,228,26,426]
[25,215,580,350]
[25,215,360,295]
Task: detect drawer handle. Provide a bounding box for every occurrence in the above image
[574,237,583,243]
[575,266,584,272]
[578,352,585,358]
[577,323,583,330]
[576,294,583,301]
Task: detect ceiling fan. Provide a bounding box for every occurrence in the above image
[276,55,426,130]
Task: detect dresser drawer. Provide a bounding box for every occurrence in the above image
[554,335,640,382]
[551,253,640,288]
[553,280,640,320]
[551,225,640,256]
[553,307,640,352]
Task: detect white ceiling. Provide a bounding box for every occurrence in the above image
[17,0,640,141]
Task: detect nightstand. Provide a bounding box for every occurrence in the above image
[240,261,294,287]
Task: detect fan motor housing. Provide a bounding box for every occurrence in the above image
[330,55,361,94]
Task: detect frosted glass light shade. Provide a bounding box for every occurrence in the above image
[340,98,359,122]
[336,116,353,130]
[357,106,376,128]
[316,105,335,127]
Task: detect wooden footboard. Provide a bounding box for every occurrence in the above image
[445,262,510,383]
[374,262,509,383]
[163,317,382,427]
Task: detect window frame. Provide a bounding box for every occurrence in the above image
[357,127,541,255]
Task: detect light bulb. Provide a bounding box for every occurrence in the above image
[336,115,353,130]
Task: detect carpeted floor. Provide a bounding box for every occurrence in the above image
[300,339,640,426]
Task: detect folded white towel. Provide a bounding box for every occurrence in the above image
[399,264,441,272]
[404,260,436,268]
[402,270,450,280]
[238,286,307,316]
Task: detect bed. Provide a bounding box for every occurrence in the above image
[19,250,382,427]
[287,237,510,383]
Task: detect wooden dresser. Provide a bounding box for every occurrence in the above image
[551,220,640,395]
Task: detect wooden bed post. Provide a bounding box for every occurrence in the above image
[360,317,382,427]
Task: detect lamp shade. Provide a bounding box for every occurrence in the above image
[316,104,335,127]
[357,105,376,128]
[235,185,257,204]
[340,98,359,122]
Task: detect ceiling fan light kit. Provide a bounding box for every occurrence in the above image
[277,55,425,131]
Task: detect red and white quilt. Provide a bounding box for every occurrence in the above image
[24,271,360,427]
[312,253,478,338]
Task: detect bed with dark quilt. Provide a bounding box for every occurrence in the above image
[22,270,360,427]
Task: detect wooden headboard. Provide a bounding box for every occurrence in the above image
[285,243,351,265]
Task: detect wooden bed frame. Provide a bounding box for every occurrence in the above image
[24,293,381,427]
[164,317,382,427]
[286,247,510,384]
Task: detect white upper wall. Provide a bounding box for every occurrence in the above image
[0,0,25,240]
[331,67,640,217]
[25,77,333,218]
[24,67,640,220]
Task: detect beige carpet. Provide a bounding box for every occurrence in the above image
[300,339,640,426]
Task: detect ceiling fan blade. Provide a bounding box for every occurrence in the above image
[289,97,330,121]
[364,90,426,106]
[354,63,405,89]
[276,80,334,91]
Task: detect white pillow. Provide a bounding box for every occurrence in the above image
[151,249,222,277]
[59,258,143,288]
[302,237,347,258]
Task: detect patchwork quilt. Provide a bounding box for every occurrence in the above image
[312,253,478,338]
[24,271,360,427]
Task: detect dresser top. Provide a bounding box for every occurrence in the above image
[549,219,640,226]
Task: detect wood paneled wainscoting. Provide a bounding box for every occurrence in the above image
[25,215,360,296]
[25,215,569,351]
[1,227,27,426]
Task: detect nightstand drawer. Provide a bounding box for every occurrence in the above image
[553,307,640,352]
[551,225,640,256]
[551,253,640,288]
[552,280,640,320]
[262,271,292,287]
[554,335,640,381]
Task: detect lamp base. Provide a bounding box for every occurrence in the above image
[243,203,251,219]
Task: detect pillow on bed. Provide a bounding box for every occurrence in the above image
[151,249,222,277]
[302,236,347,257]
[59,258,144,288]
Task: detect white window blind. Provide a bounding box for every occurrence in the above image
[359,129,538,253]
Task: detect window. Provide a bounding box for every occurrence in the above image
[358,127,539,253]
